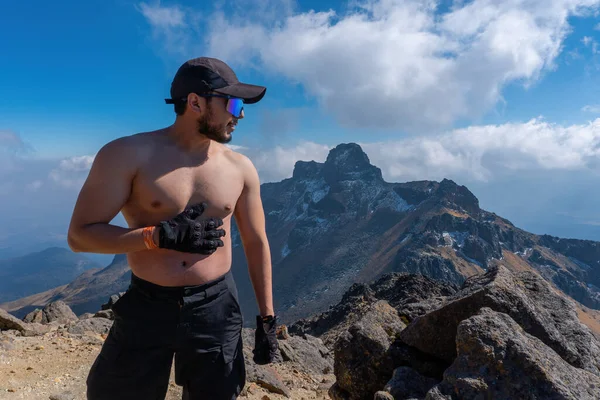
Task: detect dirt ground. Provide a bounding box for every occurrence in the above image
[0,330,333,400]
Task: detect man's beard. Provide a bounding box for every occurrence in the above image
[196,111,231,144]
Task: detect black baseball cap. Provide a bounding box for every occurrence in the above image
[164,57,267,105]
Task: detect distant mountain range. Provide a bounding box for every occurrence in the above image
[0,247,101,304]
[2,143,600,327]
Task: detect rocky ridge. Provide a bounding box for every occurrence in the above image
[3,264,600,399]
[287,264,600,399]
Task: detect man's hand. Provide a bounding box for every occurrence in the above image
[253,315,279,364]
[157,203,226,254]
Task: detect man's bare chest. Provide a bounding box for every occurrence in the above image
[129,162,244,220]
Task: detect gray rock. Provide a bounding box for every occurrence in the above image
[288,283,379,349]
[49,391,76,400]
[387,340,449,381]
[23,308,43,323]
[333,300,406,400]
[427,308,600,399]
[244,363,291,398]
[369,272,458,323]
[41,301,78,324]
[67,317,112,335]
[101,293,125,310]
[0,308,28,332]
[278,333,333,374]
[383,367,438,400]
[78,313,94,320]
[94,309,114,320]
[21,322,53,337]
[400,265,600,376]
[240,328,290,397]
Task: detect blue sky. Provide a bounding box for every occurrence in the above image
[3,0,600,263]
[2,0,600,158]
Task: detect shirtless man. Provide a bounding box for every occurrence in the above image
[67,57,278,400]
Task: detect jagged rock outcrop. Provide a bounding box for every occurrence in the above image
[0,307,28,332]
[289,272,457,347]
[296,264,600,399]
[399,265,600,376]
[329,301,406,400]
[67,318,112,336]
[278,334,333,375]
[23,300,78,325]
[383,366,438,400]
[427,308,600,399]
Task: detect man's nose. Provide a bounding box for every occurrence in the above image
[238,109,245,119]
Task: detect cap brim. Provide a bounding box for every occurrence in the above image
[214,82,266,104]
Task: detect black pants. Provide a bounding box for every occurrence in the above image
[86,269,246,400]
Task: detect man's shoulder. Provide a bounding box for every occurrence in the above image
[223,146,256,170]
[97,130,158,161]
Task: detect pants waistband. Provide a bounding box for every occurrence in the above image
[129,269,233,300]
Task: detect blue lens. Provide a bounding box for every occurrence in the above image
[226,98,244,117]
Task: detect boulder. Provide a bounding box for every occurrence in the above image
[426,308,600,399]
[94,309,114,320]
[399,265,600,376]
[241,328,290,398]
[278,333,333,375]
[0,308,28,332]
[67,317,112,336]
[101,293,125,310]
[383,367,438,400]
[40,301,78,324]
[23,308,43,323]
[332,300,406,400]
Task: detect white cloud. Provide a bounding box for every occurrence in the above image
[136,2,195,57]
[48,155,95,189]
[582,34,600,53]
[138,0,600,133]
[583,104,600,113]
[137,2,186,28]
[232,141,332,182]
[237,117,600,184]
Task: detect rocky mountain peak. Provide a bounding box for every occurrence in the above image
[292,160,323,180]
[291,143,384,184]
[435,178,480,215]
[322,143,383,184]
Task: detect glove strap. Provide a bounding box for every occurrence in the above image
[142,226,158,249]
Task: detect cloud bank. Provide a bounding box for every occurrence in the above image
[139,0,600,132]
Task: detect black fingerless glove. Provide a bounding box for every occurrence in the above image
[158,203,226,254]
[253,315,279,365]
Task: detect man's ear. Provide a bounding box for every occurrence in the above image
[187,93,203,113]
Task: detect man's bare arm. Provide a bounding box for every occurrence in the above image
[233,155,274,317]
[67,137,155,254]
